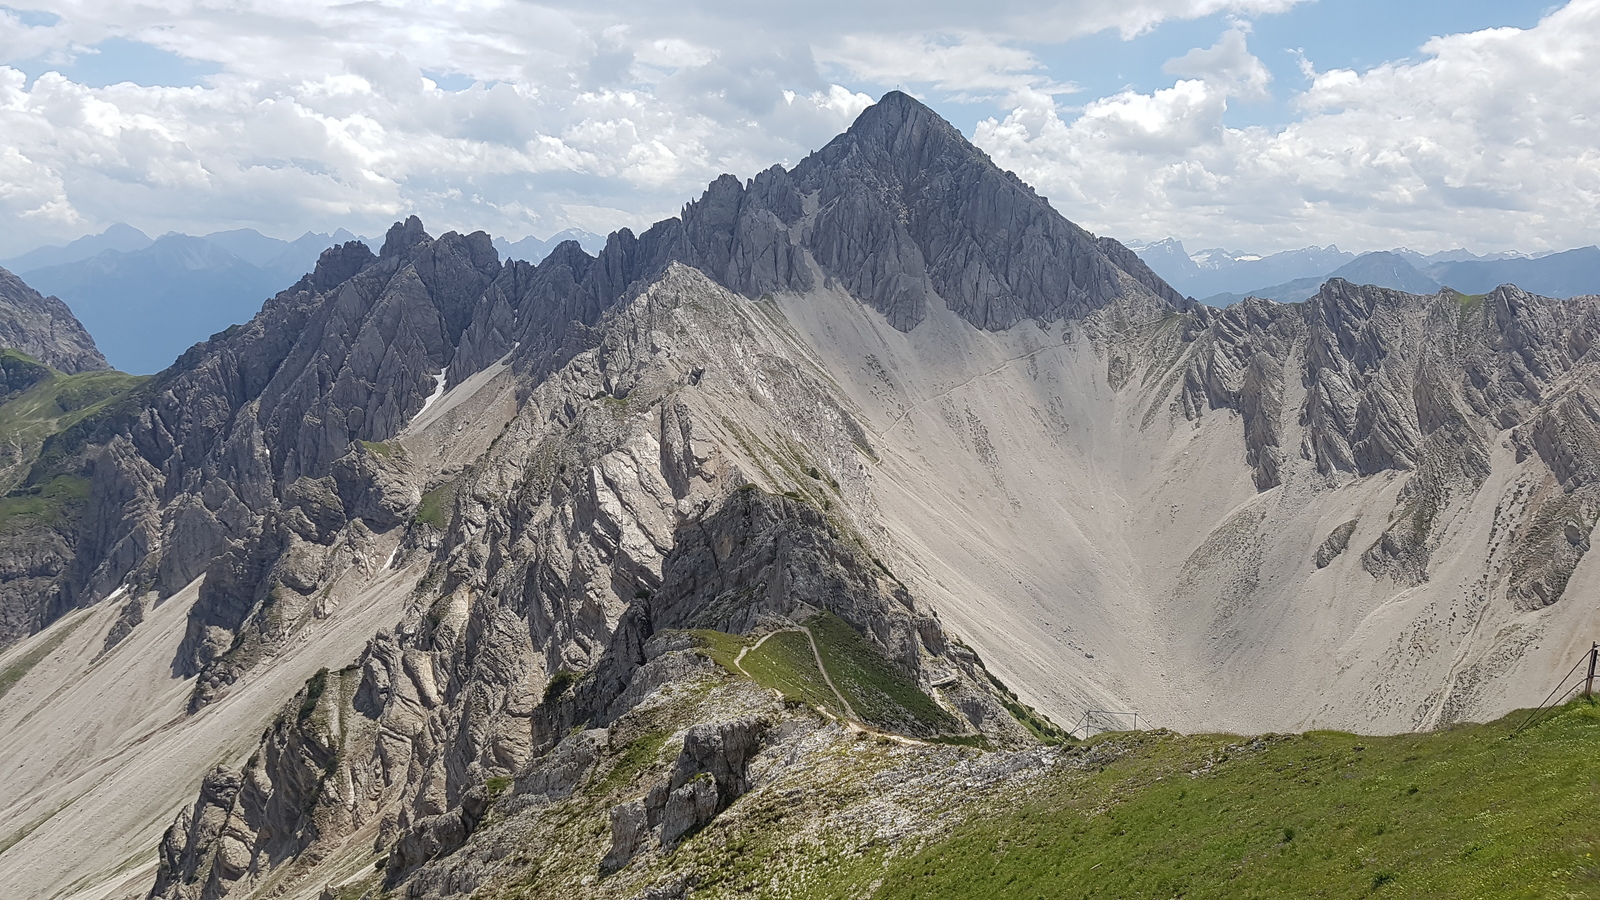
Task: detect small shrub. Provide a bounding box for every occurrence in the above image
[298,668,329,722]
[543,669,579,704]
[414,480,458,529]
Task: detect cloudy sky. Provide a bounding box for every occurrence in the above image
[0,0,1590,258]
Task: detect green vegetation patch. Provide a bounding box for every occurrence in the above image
[360,440,400,458]
[982,668,1074,745]
[871,700,1600,900]
[543,669,579,704]
[0,368,146,494]
[298,667,329,722]
[415,479,459,529]
[596,729,673,796]
[0,474,91,532]
[806,612,961,736]
[685,629,748,673]
[739,630,841,714]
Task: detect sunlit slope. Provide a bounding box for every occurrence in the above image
[775,284,1600,735]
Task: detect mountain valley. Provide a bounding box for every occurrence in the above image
[0,91,1598,900]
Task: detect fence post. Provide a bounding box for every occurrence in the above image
[1585,642,1598,698]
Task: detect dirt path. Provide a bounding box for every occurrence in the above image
[731,628,791,678]
[798,625,860,722]
[877,345,1061,439]
[734,626,931,747]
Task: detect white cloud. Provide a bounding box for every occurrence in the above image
[1163,21,1271,100]
[0,0,1312,254]
[4,0,1595,262]
[977,1,1600,254]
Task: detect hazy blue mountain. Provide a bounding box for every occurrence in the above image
[22,235,285,374]
[260,229,365,285]
[1393,247,1526,268]
[1121,238,1198,283]
[1,224,152,272]
[13,227,367,374]
[201,228,298,266]
[1125,239,1353,297]
[1431,246,1600,297]
[1201,251,1441,306]
[1334,251,1441,294]
[1129,236,1600,306]
[493,228,606,263]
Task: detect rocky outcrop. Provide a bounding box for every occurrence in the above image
[0,265,109,374]
[1157,279,1600,598]
[1315,520,1358,568]
[673,91,1184,332]
[152,667,356,900]
[603,717,768,870]
[0,347,54,400]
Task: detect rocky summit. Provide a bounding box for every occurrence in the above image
[0,92,1598,900]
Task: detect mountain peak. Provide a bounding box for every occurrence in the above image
[381,215,431,258]
[845,90,947,139]
[811,90,994,188]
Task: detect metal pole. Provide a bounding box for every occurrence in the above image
[1584,642,1598,698]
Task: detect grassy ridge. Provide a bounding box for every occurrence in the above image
[871,700,1600,900]
[806,612,961,736]
[739,631,840,714]
[0,364,145,499]
[688,619,961,738]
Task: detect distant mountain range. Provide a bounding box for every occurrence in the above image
[1127,239,1600,303]
[492,228,606,263]
[2,225,608,374]
[0,227,364,374]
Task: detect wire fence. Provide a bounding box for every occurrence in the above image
[1511,642,1597,736]
[1072,709,1143,739]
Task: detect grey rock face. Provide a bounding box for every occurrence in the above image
[603,717,768,869]
[0,348,54,400]
[674,91,1186,331]
[151,262,1035,900]
[1169,279,1600,598]
[657,774,719,849]
[0,216,625,657]
[0,265,109,374]
[0,91,1188,663]
[152,669,352,900]
[1315,520,1359,569]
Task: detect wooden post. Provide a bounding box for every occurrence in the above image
[1585,642,1598,698]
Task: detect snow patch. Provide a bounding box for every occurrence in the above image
[411,367,449,426]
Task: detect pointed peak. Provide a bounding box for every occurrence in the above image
[844,90,962,147]
[381,216,431,258]
[864,89,934,119]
